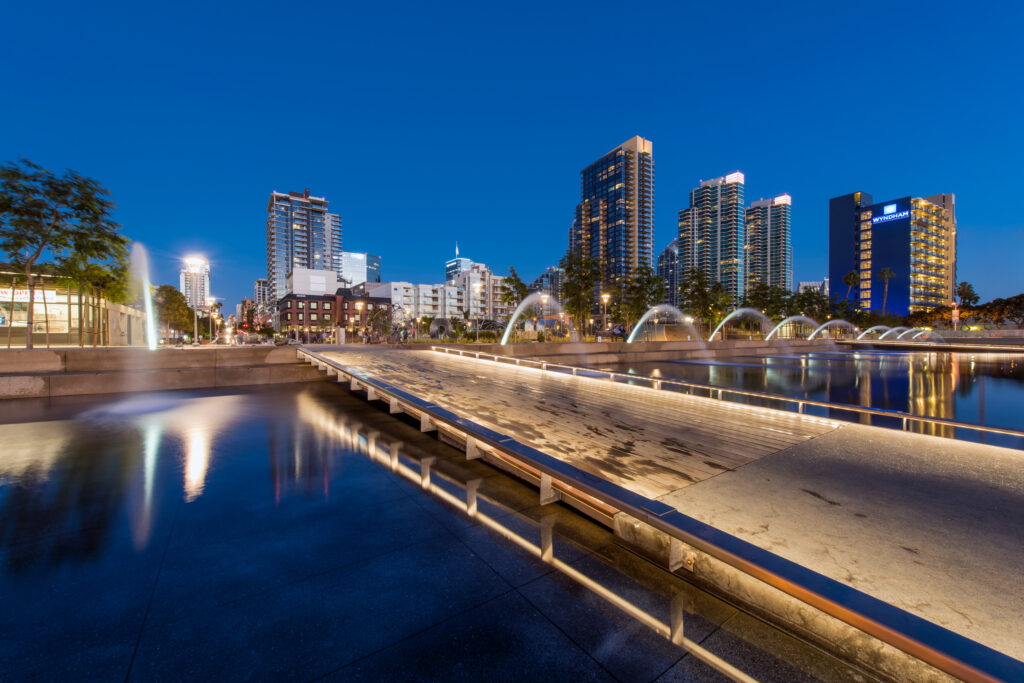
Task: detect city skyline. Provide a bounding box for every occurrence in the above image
[3,2,1022,310]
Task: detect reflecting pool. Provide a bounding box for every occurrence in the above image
[0,383,860,680]
[595,350,1024,448]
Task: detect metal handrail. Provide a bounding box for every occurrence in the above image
[429,346,1024,443]
[299,347,1024,682]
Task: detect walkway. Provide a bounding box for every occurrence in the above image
[321,347,1024,663]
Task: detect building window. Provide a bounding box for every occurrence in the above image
[310,313,318,321]
[310,301,318,310]
[324,302,332,310]
[286,313,292,321]
[343,314,348,322]
[298,313,304,321]
[367,303,374,310]
[297,301,305,309]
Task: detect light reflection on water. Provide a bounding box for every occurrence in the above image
[603,350,1024,443]
[0,387,362,572]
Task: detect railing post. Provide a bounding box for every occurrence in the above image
[902,417,908,430]
[366,387,377,401]
[797,402,804,414]
[350,378,360,391]
[389,397,402,414]
[466,436,481,460]
[420,413,436,432]
[653,380,661,390]
[669,538,695,572]
[539,473,559,505]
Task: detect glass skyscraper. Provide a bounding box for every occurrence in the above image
[570,136,654,302]
[656,239,678,306]
[266,189,342,303]
[677,172,746,304]
[745,194,792,292]
[828,191,956,315]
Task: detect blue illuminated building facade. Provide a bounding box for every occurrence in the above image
[829,192,956,316]
[570,136,654,303]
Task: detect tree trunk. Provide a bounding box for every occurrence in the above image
[42,281,51,349]
[24,266,35,349]
[67,283,73,345]
[6,277,15,349]
[78,282,85,347]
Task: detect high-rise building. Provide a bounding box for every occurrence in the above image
[179,257,210,309]
[254,278,268,308]
[745,194,792,292]
[528,266,563,316]
[570,136,654,303]
[447,262,509,319]
[266,189,342,304]
[678,172,746,303]
[341,251,381,287]
[829,192,956,316]
[656,239,678,306]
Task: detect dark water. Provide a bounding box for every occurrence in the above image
[0,383,858,680]
[597,350,1024,449]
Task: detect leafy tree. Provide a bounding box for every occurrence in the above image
[956,281,979,307]
[843,270,858,302]
[876,267,895,314]
[418,316,434,335]
[988,294,1024,328]
[744,282,791,321]
[500,266,530,309]
[559,250,600,335]
[0,158,126,348]
[679,268,715,328]
[367,307,391,339]
[153,284,193,334]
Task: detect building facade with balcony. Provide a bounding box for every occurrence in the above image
[570,136,654,305]
[829,192,956,316]
[678,171,746,304]
[745,194,793,292]
[266,189,342,304]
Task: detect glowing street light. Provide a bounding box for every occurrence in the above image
[601,293,611,333]
[473,282,483,342]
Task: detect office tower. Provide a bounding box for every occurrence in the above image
[656,239,679,306]
[446,244,473,284]
[179,257,210,309]
[341,252,382,287]
[266,189,342,303]
[829,192,956,316]
[678,172,746,303]
[745,194,793,292]
[570,136,654,302]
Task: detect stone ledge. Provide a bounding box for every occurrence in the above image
[613,512,952,682]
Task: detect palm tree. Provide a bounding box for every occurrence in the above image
[876,268,895,314]
[843,271,858,302]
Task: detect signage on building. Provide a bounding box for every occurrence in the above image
[0,288,58,303]
[871,204,910,224]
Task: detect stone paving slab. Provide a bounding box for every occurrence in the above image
[658,424,1024,661]
[321,348,840,499]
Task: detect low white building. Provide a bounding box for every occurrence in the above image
[363,282,464,322]
[446,262,509,319]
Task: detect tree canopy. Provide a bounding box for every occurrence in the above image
[0,158,127,347]
[558,250,600,334]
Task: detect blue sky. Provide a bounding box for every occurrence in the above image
[3,0,1022,310]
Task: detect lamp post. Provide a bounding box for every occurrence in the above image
[601,293,610,334]
[472,282,482,342]
[355,301,364,342]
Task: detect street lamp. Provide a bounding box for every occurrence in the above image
[355,301,364,342]
[601,293,610,333]
[472,282,482,342]
[184,255,207,346]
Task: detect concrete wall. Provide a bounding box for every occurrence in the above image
[0,346,326,399]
